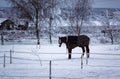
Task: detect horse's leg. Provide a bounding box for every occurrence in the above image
[68,49,72,59]
[81,46,85,69]
[85,45,90,65]
[86,45,90,58]
[81,46,85,58]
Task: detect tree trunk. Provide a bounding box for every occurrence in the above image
[49,17,53,44]
[78,17,84,36]
[109,31,114,44]
[35,8,40,45]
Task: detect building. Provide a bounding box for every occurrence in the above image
[0,19,14,30]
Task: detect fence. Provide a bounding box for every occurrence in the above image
[0,50,120,79]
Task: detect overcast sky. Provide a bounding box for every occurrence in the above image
[93,0,120,8]
[0,0,120,8]
[0,0,9,7]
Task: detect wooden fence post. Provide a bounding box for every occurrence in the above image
[3,54,6,68]
[49,60,52,79]
[10,50,12,64]
[81,56,83,69]
[1,33,4,45]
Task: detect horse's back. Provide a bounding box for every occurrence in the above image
[78,35,90,41]
[67,35,89,46]
[78,35,90,46]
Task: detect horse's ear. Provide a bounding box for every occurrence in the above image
[59,37,61,39]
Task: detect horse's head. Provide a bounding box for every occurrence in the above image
[58,36,67,47]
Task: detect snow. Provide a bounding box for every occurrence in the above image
[0,39,120,79]
[0,18,7,25]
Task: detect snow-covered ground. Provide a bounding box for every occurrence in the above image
[0,39,120,79]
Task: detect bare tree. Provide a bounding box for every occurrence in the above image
[73,0,92,35]
[6,0,40,45]
[96,9,120,44]
[61,0,92,35]
[43,0,59,44]
[6,0,59,45]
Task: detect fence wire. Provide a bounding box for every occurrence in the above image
[0,50,120,63]
[0,75,81,79]
[0,55,120,67]
[0,50,120,55]
[0,50,120,79]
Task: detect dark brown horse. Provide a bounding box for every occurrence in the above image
[59,35,90,60]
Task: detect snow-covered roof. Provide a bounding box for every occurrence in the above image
[0,18,7,24]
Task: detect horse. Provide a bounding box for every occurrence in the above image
[58,35,90,60]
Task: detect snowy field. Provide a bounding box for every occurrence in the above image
[0,39,120,79]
